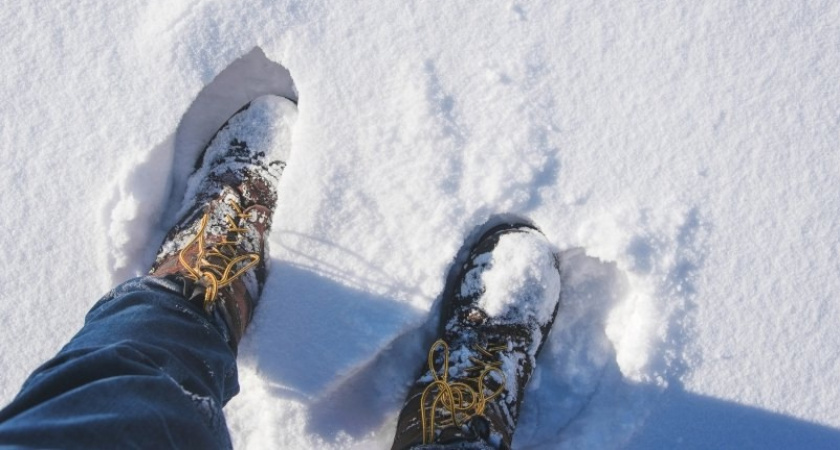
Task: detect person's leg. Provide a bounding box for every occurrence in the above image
[391,222,562,450]
[0,95,296,449]
[0,276,237,449]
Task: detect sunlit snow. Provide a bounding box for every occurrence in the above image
[1,1,839,449]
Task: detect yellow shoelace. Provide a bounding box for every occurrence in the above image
[420,339,507,444]
[177,201,260,311]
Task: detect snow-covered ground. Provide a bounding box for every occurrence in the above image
[1,1,839,448]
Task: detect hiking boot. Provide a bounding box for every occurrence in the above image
[392,223,562,450]
[150,95,296,348]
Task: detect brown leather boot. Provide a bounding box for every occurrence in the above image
[391,223,562,450]
[150,95,296,349]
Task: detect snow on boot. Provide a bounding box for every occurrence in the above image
[391,223,562,450]
[150,95,296,349]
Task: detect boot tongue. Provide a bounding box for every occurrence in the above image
[186,281,208,305]
[435,416,493,446]
[164,274,208,307]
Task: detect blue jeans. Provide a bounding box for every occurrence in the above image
[0,277,495,449]
[0,276,237,449]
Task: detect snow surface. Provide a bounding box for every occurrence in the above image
[1,1,839,449]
